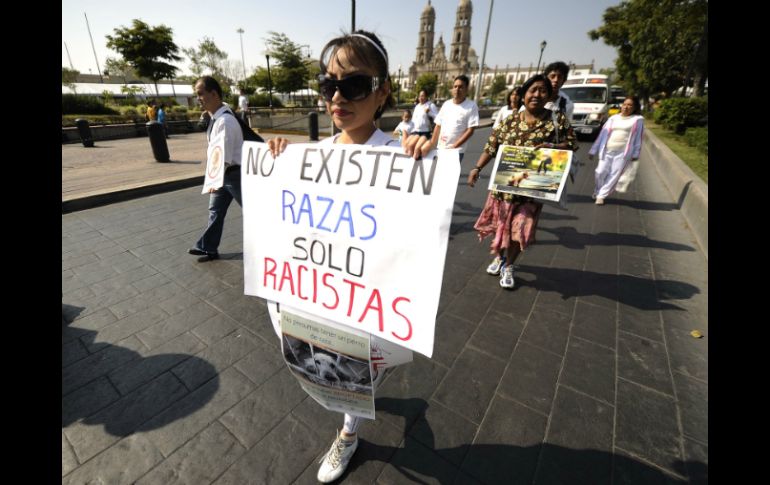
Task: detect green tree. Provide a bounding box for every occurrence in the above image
[589,0,708,102]
[105,19,181,96]
[264,31,309,95]
[415,73,438,98]
[104,57,135,85]
[62,67,80,93]
[183,37,228,79]
[490,75,507,102]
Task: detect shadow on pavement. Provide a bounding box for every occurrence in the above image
[537,226,696,252]
[514,265,699,311]
[339,397,706,484]
[571,194,680,212]
[62,305,219,435]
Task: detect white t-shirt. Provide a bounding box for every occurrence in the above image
[238,95,249,112]
[394,120,414,142]
[493,106,515,129]
[412,101,438,133]
[434,98,480,153]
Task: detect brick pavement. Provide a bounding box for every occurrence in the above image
[62,127,708,484]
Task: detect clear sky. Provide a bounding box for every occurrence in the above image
[62,0,620,79]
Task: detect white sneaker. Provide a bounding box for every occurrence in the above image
[486,256,506,275]
[317,432,358,483]
[595,197,605,205]
[499,265,515,289]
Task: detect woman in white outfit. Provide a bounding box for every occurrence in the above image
[267,30,405,484]
[588,96,645,205]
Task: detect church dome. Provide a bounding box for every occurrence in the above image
[422,1,435,15]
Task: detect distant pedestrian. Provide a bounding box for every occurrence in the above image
[411,89,438,137]
[188,76,244,262]
[467,74,577,289]
[393,109,414,142]
[156,103,169,138]
[146,100,157,121]
[317,95,326,112]
[589,96,645,205]
[493,87,523,129]
[237,88,250,125]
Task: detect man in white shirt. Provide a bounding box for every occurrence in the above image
[412,90,438,137]
[432,75,479,161]
[188,76,245,261]
[237,89,250,125]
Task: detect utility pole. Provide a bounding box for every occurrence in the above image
[351,0,356,32]
[63,42,75,70]
[84,12,104,83]
[474,0,494,102]
[237,28,247,81]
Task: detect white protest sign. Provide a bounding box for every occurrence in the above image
[241,142,460,358]
[201,130,226,194]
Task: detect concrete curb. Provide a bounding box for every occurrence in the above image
[643,129,708,258]
[62,176,203,214]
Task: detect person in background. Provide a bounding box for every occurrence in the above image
[411,89,438,138]
[404,75,479,162]
[237,88,250,125]
[146,100,157,122]
[588,96,645,205]
[156,103,169,138]
[188,76,244,262]
[393,109,414,142]
[493,87,523,129]
[267,30,412,484]
[467,74,576,289]
[542,61,573,120]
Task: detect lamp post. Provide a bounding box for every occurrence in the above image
[265,54,273,113]
[351,0,356,31]
[237,28,246,81]
[536,40,547,74]
[397,65,402,105]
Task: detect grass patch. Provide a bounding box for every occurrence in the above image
[646,122,708,184]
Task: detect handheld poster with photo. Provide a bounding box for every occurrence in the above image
[487,145,572,206]
[202,130,226,194]
[241,142,460,358]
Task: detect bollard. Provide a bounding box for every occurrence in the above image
[146,121,170,162]
[308,111,319,141]
[75,118,94,147]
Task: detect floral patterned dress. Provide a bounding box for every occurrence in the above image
[474,110,576,253]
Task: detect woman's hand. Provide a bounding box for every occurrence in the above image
[403,133,434,160]
[267,137,290,158]
[467,168,480,187]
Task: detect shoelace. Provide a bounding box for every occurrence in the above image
[320,434,351,468]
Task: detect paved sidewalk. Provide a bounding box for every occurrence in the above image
[62,128,708,484]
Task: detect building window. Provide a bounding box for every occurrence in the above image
[456,32,461,42]
[421,37,425,47]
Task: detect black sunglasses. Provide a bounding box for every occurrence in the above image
[318,74,382,102]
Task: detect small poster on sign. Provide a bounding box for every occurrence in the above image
[487,145,572,205]
[202,130,226,194]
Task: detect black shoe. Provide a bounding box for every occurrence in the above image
[196,253,219,262]
[188,247,207,256]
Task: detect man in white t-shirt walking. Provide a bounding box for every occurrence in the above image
[237,88,250,125]
[432,75,479,161]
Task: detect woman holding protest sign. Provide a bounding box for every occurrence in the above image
[267,30,405,483]
[466,74,577,290]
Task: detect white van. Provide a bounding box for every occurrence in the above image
[560,75,611,139]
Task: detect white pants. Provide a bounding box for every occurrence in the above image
[594,150,629,199]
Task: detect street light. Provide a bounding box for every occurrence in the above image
[265,53,273,113]
[397,65,402,105]
[536,40,547,74]
[237,28,246,81]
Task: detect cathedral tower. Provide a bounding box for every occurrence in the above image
[416,1,436,65]
[450,0,472,64]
